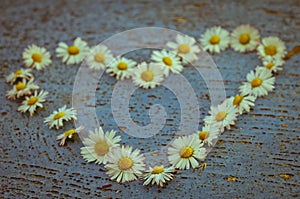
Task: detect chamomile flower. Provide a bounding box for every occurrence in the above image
[131,62,165,89]
[22,44,52,70]
[151,49,183,77]
[6,79,39,100]
[230,24,260,52]
[17,90,48,116]
[262,57,285,72]
[44,105,77,129]
[86,45,114,70]
[257,36,286,60]
[200,26,230,54]
[56,37,90,65]
[142,165,174,187]
[204,100,238,133]
[106,56,136,80]
[57,126,84,146]
[167,134,206,170]
[105,145,145,183]
[239,67,275,97]
[197,124,220,147]
[166,34,201,63]
[80,127,121,164]
[228,94,256,114]
[6,68,33,85]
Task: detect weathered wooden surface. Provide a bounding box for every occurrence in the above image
[0,0,299,198]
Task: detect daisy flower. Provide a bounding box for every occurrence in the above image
[6,68,33,85]
[166,34,201,63]
[106,56,136,80]
[22,44,52,70]
[6,79,39,100]
[44,105,77,129]
[204,100,238,133]
[197,124,220,147]
[80,127,121,164]
[230,24,260,52]
[262,57,285,72]
[57,126,84,146]
[142,165,174,187]
[17,90,49,116]
[239,67,275,97]
[228,94,256,114]
[105,145,145,183]
[131,62,165,89]
[151,49,183,77]
[56,37,90,65]
[200,26,230,54]
[167,134,206,170]
[257,36,286,60]
[86,45,114,70]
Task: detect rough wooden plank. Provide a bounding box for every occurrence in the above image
[0,0,299,198]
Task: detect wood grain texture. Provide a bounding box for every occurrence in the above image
[0,0,299,198]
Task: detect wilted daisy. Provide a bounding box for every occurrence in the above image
[197,124,220,147]
[106,56,136,80]
[80,127,121,164]
[6,79,39,100]
[56,37,90,65]
[151,49,183,77]
[168,134,206,170]
[228,94,256,114]
[239,67,275,97]
[230,24,260,52]
[57,126,84,146]
[44,105,77,129]
[200,26,230,53]
[86,45,114,70]
[166,34,200,63]
[262,57,285,72]
[257,36,286,60]
[204,100,238,133]
[6,68,33,85]
[105,145,145,183]
[22,44,52,70]
[131,62,165,89]
[142,165,174,187]
[17,90,48,116]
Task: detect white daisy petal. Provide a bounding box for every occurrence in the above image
[22,44,52,70]
[44,105,77,129]
[18,90,48,116]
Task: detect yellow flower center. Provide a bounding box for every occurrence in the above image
[151,166,164,174]
[265,62,275,69]
[233,95,244,106]
[94,53,105,63]
[209,35,220,45]
[198,131,209,141]
[239,33,250,45]
[94,140,109,156]
[215,111,227,121]
[251,78,263,88]
[162,57,173,66]
[53,112,65,120]
[15,82,26,91]
[27,97,38,105]
[68,45,80,55]
[264,45,277,56]
[118,157,133,170]
[117,62,128,70]
[179,146,194,158]
[64,129,76,137]
[31,53,43,63]
[14,70,23,76]
[141,71,154,82]
[178,44,190,54]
